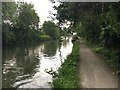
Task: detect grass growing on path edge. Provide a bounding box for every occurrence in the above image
[52,40,80,88]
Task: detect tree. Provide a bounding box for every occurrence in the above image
[2,2,17,23]
[16,2,39,30]
[54,2,120,48]
[2,1,41,44]
[43,21,59,39]
[2,2,17,44]
[15,2,40,42]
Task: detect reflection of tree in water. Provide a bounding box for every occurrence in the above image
[43,40,59,56]
[2,46,19,88]
[2,46,17,64]
[15,47,39,75]
[2,44,40,88]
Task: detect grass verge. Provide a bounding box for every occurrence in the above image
[52,40,80,88]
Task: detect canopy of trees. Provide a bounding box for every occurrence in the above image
[2,2,17,44]
[54,2,120,49]
[14,2,40,42]
[54,2,120,70]
[2,1,62,45]
[2,1,40,45]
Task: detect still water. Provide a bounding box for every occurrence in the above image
[2,36,73,88]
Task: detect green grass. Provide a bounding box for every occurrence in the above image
[52,40,80,88]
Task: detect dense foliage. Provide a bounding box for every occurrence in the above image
[2,2,17,44]
[43,21,60,39]
[54,2,120,73]
[2,2,40,45]
[55,2,120,48]
[2,1,60,45]
[15,2,40,42]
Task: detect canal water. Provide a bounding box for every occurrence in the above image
[2,36,73,88]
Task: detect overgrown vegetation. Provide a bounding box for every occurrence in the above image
[52,40,80,88]
[55,2,120,48]
[53,2,120,74]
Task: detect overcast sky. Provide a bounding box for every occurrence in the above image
[15,0,60,25]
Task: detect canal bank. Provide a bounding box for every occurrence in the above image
[52,40,80,88]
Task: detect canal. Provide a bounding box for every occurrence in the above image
[2,36,73,88]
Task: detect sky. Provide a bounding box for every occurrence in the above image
[15,0,60,25]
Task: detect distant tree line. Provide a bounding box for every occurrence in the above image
[2,1,60,45]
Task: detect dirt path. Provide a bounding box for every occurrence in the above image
[79,40,118,88]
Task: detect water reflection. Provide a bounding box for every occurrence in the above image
[2,36,73,88]
[2,44,40,88]
[43,40,59,57]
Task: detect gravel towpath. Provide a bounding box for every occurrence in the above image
[79,40,118,88]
